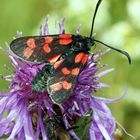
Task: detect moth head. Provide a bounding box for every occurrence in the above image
[73,35,94,52]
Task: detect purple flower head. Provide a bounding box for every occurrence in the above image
[0,17,118,140]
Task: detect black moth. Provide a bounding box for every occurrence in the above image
[45,116,71,140]
[10,0,131,104]
[41,104,79,140]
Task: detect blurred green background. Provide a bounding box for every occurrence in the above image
[0,0,139,139]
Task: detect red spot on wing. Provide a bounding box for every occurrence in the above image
[48,54,61,63]
[62,81,72,90]
[50,82,63,92]
[23,47,34,58]
[54,59,64,69]
[43,44,51,53]
[75,52,88,65]
[82,54,88,65]
[75,52,84,63]
[59,34,72,45]
[50,80,72,92]
[59,34,72,39]
[59,39,72,45]
[71,67,80,75]
[27,38,36,49]
[43,37,53,53]
[45,37,53,43]
[61,67,71,75]
[24,38,36,58]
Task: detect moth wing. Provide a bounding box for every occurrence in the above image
[47,51,88,104]
[10,34,73,63]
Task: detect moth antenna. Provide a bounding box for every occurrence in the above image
[94,39,131,64]
[90,0,102,37]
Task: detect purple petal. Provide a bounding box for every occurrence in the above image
[24,107,35,140]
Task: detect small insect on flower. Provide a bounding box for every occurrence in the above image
[9,0,131,104]
[43,105,75,140]
[43,116,72,140]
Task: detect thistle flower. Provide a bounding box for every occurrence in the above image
[0,17,118,140]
